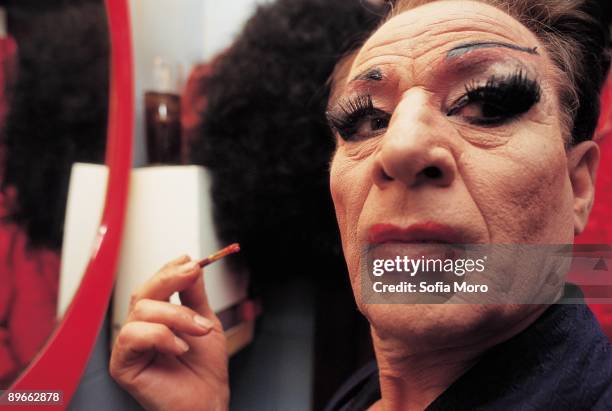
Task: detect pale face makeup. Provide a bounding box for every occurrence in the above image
[328,1,577,344]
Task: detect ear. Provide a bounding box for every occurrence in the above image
[567,141,600,235]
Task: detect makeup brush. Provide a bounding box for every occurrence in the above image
[198,243,241,267]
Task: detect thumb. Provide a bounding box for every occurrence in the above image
[179,268,213,317]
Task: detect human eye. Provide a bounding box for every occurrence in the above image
[446,69,542,127]
[326,94,391,141]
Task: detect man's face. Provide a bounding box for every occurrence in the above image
[328,0,579,344]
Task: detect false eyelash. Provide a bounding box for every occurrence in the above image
[447,69,542,126]
[465,69,542,105]
[326,94,375,131]
[326,94,388,140]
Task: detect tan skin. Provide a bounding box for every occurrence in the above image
[110,1,600,410]
[330,2,598,409]
[109,255,228,411]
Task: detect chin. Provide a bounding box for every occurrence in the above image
[361,303,537,348]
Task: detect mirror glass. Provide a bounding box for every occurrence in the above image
[0,0,110,388]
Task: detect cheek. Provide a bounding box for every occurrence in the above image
[466,139,573,243]
[330,158,348,238]
[330,150,373,270]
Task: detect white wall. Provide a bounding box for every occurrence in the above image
[128,0,268,165]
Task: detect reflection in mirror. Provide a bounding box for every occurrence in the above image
[0,0,109,388]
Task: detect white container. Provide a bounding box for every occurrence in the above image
[111,165,248,340]
[58,164,248,340]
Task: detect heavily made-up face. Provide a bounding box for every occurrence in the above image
[327,0,598,343]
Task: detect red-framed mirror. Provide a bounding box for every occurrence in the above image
[0,0,132,408]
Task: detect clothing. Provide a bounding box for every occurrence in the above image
[0,198,59,387]
[325,286,612,411]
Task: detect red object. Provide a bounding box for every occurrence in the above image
[0,35,17,184]
[583,75,612,337]
[368,222,466,244]
[595,75,612,142]
[0,33,61,388]
[0,194,60,387]
[180,54,225,163]
[0,36,16,134]
[1,0,133,409]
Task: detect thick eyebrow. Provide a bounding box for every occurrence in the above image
[447,41,539,58]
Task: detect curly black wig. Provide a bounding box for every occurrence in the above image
[1,0,109,251]
[190,0,385,287]
[191,0,610,289]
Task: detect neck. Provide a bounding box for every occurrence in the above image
[369,306,548,411]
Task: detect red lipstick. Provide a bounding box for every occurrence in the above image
[368,222,464,244]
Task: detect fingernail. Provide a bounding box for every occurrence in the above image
[175,337,189,352]
[194,315,214,329]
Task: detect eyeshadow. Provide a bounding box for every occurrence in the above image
[353,67,384,82]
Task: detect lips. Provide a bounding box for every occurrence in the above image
[367,222,466,244]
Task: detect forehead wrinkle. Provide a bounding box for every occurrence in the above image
[351,55,410,77]
[351,32,511,86]
[352,32,543,91]
[344,59,405,90]
[354,5,539,71]
[351,56,418,94]
[357,26,527,70]
[334,2,561,113]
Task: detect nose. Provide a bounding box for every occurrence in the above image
[372,88,457,189]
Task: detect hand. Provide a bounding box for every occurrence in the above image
[110,255,228,411]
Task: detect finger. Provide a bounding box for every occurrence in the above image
[179,267,213,318]
[128,299,215,336]
[111,321,189,369]
[164,254,191,268]
[129,258,201,310]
